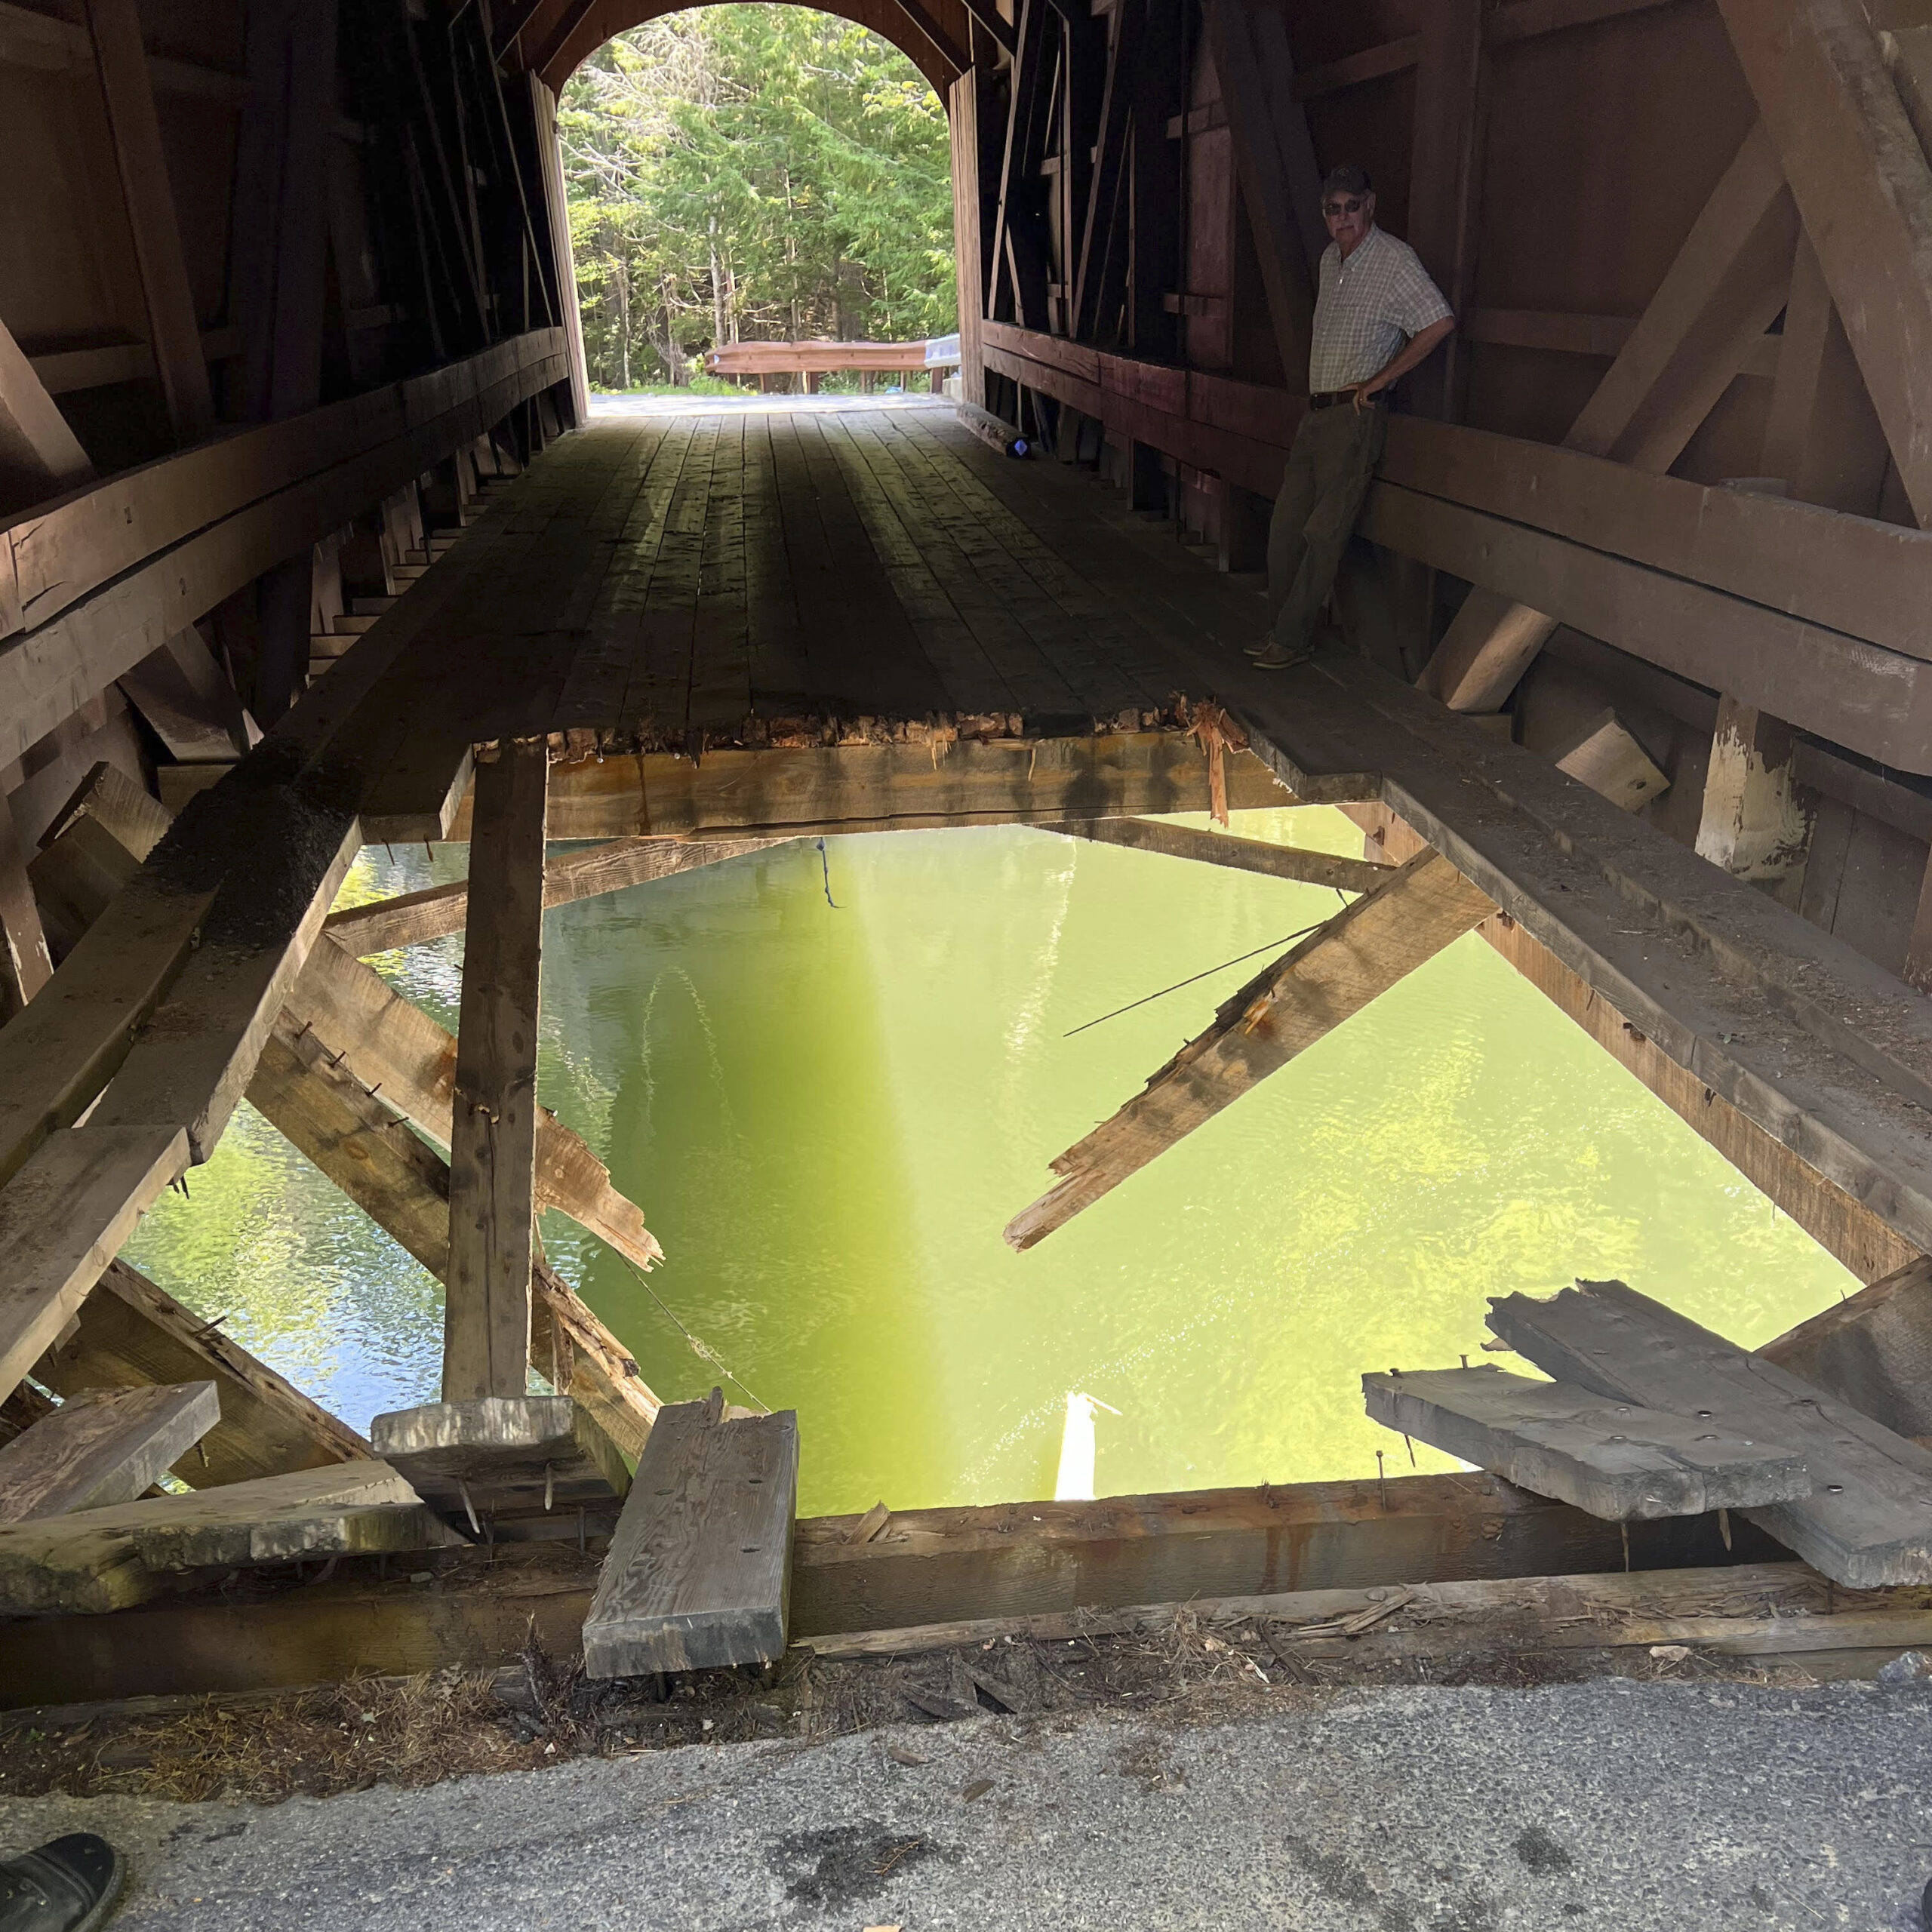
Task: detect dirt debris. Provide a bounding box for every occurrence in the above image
[0,1608,1829,1808]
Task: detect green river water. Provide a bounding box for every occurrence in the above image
[125,806,1856,1518]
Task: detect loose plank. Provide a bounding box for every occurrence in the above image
[1488,1278,1932,1586]
[371,1394,630,1534]
[1362,1366,1810,1521]
[584,1395,798,1677]
[0,1381,220,1524]
[0,1460,421,1615]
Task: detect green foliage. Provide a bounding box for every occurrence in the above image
[561,7,956,390]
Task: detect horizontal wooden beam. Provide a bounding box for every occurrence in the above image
[803,1560,1932,1676]
[1289,34,1420,100]
[0,329,568,770]
[443,737,1294,844]
[1362,479,1932,773]
[1461,306,1781,379]
[0,1470,1756,1706]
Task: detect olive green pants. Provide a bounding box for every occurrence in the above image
[1266,401,1386,652]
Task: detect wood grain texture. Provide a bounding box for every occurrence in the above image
[1362,1367,1810,1520]
[584,1398,798,1676]
[132,1499,453,1573]
[1,1475,1761,1709]
[0,1124,187,1404]
[445,743,548,1402]
[0,1381,219,1524]
[1489,1278,1932,1586]
[371,1395,630,1528]
[0,1460,419,1616]
[1006,850,1497,1247]
[1759,1256,1932,1440]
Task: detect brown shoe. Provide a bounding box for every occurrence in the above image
[1251,642,1312,671]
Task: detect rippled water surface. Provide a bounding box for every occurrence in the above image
[125,808,1855,1516]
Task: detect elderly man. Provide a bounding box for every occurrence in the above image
[1249,165,1456,670]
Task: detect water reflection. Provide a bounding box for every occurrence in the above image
[125,808,1855,1515]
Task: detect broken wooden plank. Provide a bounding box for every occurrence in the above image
[1552,709,1671,812]
[38,761,172,865]
[321,835,792,955]
[0,1124,188,1404]
[31,1260,369,1487]
[511,738,1292,842]
[444,739,549,1402]
[1362,1366,1810,1520]
[1487,1278,1932,1586]
[583,1394,798,1678]
[369,1395,630,1537]
[132,1499,452,1573]
[1038,817,1392,894]
[0,1381,219,1525]
[0,1460,420,1615]
[1758,1256,1932,1442]
[1005,850,1496,1248]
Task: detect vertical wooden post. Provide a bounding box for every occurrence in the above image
[83,0,215,441]
[0,811,53,1024]
[443,739,549,1403]
[1405,0,1484,422]
[530,75,590,426]
[1217,481,1270,574]
[949,66,987,408]
[1760,233,1891,516]
[0,318,95,510]
[1693,694,1814,909]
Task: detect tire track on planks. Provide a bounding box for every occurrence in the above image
[836,409,1088,717]
[896,411,1186,712]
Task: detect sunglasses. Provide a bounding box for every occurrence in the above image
[1322,195,1367,216]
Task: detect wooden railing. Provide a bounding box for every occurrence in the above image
[0,328,571,771]
[977,318,1932,776]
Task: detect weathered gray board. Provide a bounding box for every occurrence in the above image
[0,1461,421,1615]
[0,1380,218,1524]
[583,1396,798,1678]
[1488,1280,1932,1586]
[369,1395,629,1536]
[1758,1256,1932,1441]
[134,1499,452,1571]
[1361,1367,1811,1520]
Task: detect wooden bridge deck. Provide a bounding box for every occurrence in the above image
[395,398,1210,756]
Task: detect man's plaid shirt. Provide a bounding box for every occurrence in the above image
[1307,226,1453,393]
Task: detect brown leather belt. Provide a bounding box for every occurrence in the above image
[1308,389,1385,410]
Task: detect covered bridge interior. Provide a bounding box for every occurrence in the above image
[10,0,1932,1717]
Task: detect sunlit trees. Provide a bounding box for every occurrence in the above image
[561,8,956,389]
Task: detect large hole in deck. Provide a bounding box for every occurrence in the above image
[124,800,1854,1517]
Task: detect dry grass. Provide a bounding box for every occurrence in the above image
[0,1614,1828,1807]
[2,1669,549,1805]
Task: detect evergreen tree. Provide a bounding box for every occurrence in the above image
[561,8,956,389]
